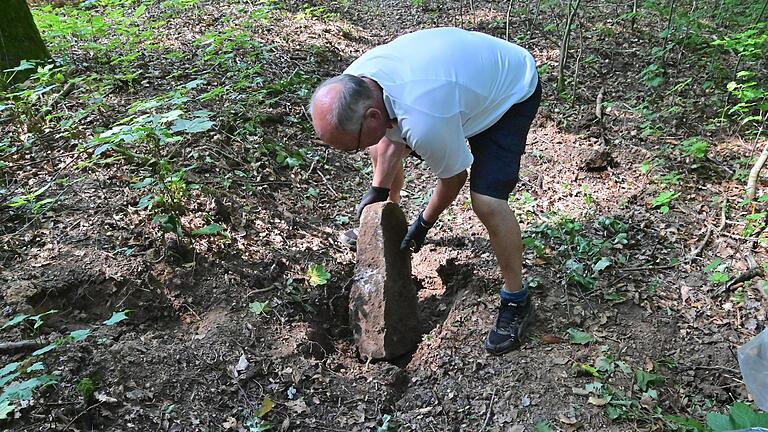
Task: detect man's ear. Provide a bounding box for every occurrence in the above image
[367,107,383,122]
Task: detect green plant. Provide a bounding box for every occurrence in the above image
[85,83,218,241]
[5,187,56,215]
[657,172,681,185]
[2,64,66,127]
[640,160,656,174]
[0,310,129,419]
[249,301,271,315]
[307,264,330,286]
[244,397,274,431]
[299,4,338,20]
[2,310,58,335]
[522,236,547,258]
[730,288,745,305]
[510,191,538,223]
[651,191,680,213]
[704,258,730,284]
[377,414,393,432]
[103,310,132,325]
[707,402,768,431]
[635,369,666,391]
[742,211,766,236]
[567,328,596,344]
[527,214,625,291]
[713,24,768,129]
[582,185,594,206]
[679,137,709,159]
[76,377,96,401]
[641,63,665,87]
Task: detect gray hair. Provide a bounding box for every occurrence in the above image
[309,74,375,132]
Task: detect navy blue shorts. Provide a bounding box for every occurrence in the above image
[467,79,541,200]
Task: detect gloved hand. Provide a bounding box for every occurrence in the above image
[355,186,390,219]
[400,211,435,253]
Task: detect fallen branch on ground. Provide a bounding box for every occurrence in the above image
[619,263,679,272]
[725,266,765,291]
[0,340,45,354]
[687,225,712,261]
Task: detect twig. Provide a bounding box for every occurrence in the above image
[718,196,727,231]
[746,117,768,201]
[32,81,79,125]
[307,147,331,179]
[681,364,740,374]
[725,266,764,291]
[570,23,584,108]
[182,304,201,322]
[687,225,712,261]
[237,179,292,186]
[9,150,82,168]
[720,231,757,241]
[317,169,339,197]
[481,388,496,431]
[202,140,248,167]
[63,401,104,430]
[149,250,166,263]
[246,285,277,296]
[619,263,678,272]
[505,0,515,41]
[309,427,349,432]
[0,149,83,205]
[0,340,45,354]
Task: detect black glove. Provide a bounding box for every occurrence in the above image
[355,186,390,219]
[400,211,435,253]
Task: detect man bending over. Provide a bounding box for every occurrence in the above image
[309,27,541,355]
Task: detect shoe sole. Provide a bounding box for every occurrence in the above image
[484,304,535,356]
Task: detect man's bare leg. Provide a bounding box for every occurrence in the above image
[470,192,523,293]
[472,191,533,356]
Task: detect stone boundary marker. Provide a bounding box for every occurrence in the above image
[349,202,421,360]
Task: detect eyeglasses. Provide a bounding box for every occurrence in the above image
[344,116,364,153]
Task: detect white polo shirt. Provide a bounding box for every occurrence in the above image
[344,27,538,179]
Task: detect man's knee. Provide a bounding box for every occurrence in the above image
[471,192,509,222]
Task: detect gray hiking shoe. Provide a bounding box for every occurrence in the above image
[338,228,358,250]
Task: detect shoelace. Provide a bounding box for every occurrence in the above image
[497,301,525,330]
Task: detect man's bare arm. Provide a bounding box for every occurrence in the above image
[423,170,468,223]
[370,137,407,189]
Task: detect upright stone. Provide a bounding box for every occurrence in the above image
[350,202,420,360]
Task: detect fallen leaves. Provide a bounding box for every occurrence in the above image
[542,335,565,344]
[588,396,608,406]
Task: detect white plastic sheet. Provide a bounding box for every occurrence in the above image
[739,328,768,411]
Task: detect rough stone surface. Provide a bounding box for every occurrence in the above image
[350,202,420,360]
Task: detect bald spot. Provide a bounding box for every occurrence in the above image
[311,83,349,147]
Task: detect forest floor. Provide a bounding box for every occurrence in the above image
[1,0,767,431]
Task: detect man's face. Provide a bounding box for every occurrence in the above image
[311,84,366,152]
[312,116,364,153]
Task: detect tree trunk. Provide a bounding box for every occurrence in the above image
[0,0,50,84]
